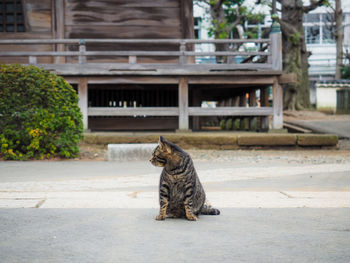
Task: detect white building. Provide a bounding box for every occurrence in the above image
[194,0,350,77]
[193,0,350,108]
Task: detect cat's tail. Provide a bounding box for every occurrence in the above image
[200,203,220,215]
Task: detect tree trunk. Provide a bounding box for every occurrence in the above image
[280,0,310,110]
[209,2,229,63]
[335,0,343,79]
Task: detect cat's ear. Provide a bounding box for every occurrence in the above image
[159,136,165,144]
[159,136,171,153]
[158,136,165,149]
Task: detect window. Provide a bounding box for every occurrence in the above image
[0,0,25,32]
[322,13,334,23]
[304,13,335,44]
[322,25,335,44]
[194,17,201,39]
[306,26,320,44]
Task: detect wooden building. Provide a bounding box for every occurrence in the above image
[0,0,286,131]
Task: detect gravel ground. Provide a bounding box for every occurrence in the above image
[77,139,350,164]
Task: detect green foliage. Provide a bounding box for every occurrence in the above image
[342,66,350,79]
[342,53,350,79]
[0,64,83,160]
[203,0,265,40]
[225,118,233,130]
[233,119,240,129]
[219,119,226,130]
[290,31,301,46]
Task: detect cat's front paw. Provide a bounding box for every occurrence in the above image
[155,214,166,221]
[186,214,198,221]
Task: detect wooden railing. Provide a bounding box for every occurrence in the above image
[0,34,283,131]
[0,35,282,72]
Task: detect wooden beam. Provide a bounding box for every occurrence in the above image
[78,77,88,130]
[86,76,178,84]
[188,76,275,85]
[88,107,179,116]
[278,73,298,84]
[188,107,273,116]
[87,106,273,117]
[63,77,80,84]
[0,50,271,58]
[15,63,282,77]
[0,39,271,45]
[178,77,189,130]
[272,77,283,129]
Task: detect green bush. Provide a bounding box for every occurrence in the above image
[0,64,83,160]
[225,118,233,130]
[219,119,226,130]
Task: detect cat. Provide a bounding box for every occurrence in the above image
[150,136,220,221]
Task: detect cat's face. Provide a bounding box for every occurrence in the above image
[149,136,175,167]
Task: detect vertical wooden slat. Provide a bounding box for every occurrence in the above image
[178,77,189,130]
[78,77,88,130]
[239,93,246,130]
[191,88,201,131]
[260,87,269,130]
[249,90,257,130]
[272,78,283,129]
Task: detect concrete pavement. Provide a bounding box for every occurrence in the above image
[285,114,350,139]
[1,208,350,263]
[1,153,350,262]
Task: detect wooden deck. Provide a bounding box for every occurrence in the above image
[0,35,286,131]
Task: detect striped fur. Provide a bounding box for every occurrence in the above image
[150,136,220,221]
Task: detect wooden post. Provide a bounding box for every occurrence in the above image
[179,41,186,65]
[54,0,65,64]
[78,77,88,130]
[272,78,283,129]
[178,77,189,131]
[29,56,37,64]
[260,87,269,130]
[79,40,86,64]
[270,22,282,71]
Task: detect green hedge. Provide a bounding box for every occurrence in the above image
[0,64,83,160]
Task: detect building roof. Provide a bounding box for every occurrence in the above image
[316,79,350,88]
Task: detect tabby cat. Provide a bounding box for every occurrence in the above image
[150,136,220,221]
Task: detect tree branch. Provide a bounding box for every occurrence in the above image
[194,0,210,9]
[226,7,244,33]
[210,0,225,11]
[302,0,327,13]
